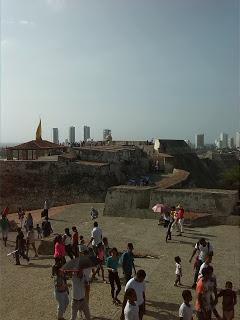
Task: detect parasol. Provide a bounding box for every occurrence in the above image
[61,255,98,272]
[152,203,168,213]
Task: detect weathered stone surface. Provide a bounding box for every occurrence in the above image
[104,187,239,219]
[150,188,238,216]
[0,160,118,212]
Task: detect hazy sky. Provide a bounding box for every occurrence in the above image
[1,0,239,143]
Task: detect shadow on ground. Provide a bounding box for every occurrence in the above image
[146,300,179,319]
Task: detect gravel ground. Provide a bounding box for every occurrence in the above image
[0,203,239,320]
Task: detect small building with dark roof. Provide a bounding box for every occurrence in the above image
[6,139,65,160]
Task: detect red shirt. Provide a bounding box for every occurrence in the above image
[178,208,184,219]
[54,242,66,257]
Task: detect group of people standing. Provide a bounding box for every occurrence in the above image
[0,204,238,320]
[52,221,147,320]
[174,237,237,320]
[161,204,185,241]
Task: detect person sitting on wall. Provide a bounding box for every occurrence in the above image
[90,207,99,220]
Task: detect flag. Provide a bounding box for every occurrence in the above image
[36,119,42,140]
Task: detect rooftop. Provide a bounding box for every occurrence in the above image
[8,139,65,150]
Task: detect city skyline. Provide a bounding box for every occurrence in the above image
[0,120,239,147]
[1,0,239,143]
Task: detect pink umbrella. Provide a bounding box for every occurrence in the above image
[152,203,169,213]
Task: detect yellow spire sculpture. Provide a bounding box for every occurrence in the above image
[36,119,42,140]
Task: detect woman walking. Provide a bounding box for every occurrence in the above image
[106,247,121,304]
[53,263,69,320]
[54,235,66,266]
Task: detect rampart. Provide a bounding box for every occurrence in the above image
[150,188,238,216]
[104,186,238,219]
[0,160,118,212]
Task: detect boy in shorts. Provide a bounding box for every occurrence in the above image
[217,281,237,320]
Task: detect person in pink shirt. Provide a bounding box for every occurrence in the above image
[54,235,66,266]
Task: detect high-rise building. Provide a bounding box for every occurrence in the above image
[103,129,112,141]
[215,139,222,149]
[83,126,90,141]
[195,134,204,149]
[236,132,240,149]
[52,128,59,144]
[69,126,75,144]
[220,132,228,148]
[228,137,234,149]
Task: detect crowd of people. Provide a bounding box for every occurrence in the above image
[0,204,238,320]
[51,220,147,320]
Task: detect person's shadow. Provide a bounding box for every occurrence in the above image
[145,300,179,319]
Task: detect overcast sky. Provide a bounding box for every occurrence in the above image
[1,0,239,144]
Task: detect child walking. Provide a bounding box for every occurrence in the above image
[121,288,139,320]
[179,290,193,320]
[217,281,237,320]
[174,256,182,286]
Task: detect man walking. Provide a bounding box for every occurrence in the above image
[15,227,29,265]
[189,238,213,289]
[70,270,91,320]
[122,243,136,284]
[88,221,102,254]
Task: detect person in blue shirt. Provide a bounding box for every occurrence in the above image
[106,247,122,304]
[122,243,136,284]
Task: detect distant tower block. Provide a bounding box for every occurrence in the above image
[52,128,59,144]
[83,125,91,141]
[220,132,228,149]
[103,129,112,141]
[195,134,204,149]
[69,126,75,144]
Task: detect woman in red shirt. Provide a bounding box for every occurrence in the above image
[54,235,66,266]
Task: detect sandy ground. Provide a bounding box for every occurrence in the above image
[0,203,240,320]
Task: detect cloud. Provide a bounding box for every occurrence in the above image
[2,19,35,26]
[19,20,35,26]
[46,0,66,10]
[1,38,15,50]
[2,20,16,25]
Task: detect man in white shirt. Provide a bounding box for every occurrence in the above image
[189,238,213,288]
[198,255,212,279]
[125,269,146,320]
[87,222,102,254]
[70,270,91,320]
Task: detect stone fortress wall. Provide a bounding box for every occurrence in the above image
[103,186,239,222]
[0,160,115,212]
[0,145,150,213]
